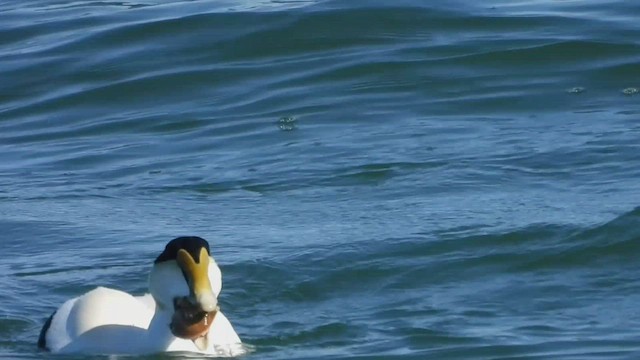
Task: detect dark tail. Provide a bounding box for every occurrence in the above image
[37,311,56,351]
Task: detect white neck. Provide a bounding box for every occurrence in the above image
[146,303,205,353]
[145,304,178,352]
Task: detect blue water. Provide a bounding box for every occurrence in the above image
[1,0,640,359]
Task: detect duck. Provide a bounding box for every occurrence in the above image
[38,236,246,356]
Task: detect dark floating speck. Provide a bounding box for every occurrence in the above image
[566,87,585,94]
[622,87,639,96]
[278,116,297,131]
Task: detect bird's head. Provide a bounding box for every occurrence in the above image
[149,236,221,342]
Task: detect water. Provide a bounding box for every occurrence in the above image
[1,0,640,358]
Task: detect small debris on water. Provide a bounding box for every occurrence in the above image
[278,116,297,131]
[566,87,585,94]
[622,87,639,96]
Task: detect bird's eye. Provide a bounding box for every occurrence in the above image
[173,296,190,310]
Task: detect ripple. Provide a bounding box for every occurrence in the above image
[252,321,361,347]
[3,1,640,359]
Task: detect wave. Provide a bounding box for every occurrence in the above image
[224,206,640,304]
[217,207,640,356]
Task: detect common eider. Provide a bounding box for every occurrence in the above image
[38,236,245,356]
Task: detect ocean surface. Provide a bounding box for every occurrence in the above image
[1,0,640,359]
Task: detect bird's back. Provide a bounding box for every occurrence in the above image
[42,287,154,354]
